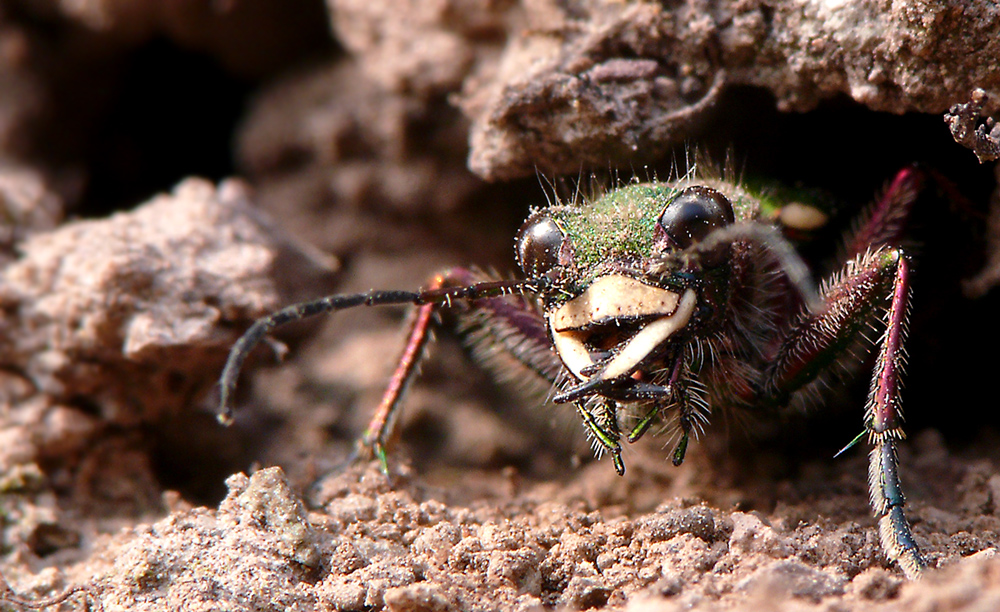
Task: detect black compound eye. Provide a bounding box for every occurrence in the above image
[658,186,735,248]
[516,213,564,277]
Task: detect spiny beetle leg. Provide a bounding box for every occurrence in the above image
[763,246,924,577]
[843,165,924,259]
[358,278,442,472]
[762,167,928,576]
[762,162,923,399]
[867,252,925,577]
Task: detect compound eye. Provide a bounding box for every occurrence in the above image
[516,213,564,277]
[658,186,735,248]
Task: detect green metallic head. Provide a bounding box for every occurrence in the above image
[514,179,759,387]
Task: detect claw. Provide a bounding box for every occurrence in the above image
[356,430,391,475]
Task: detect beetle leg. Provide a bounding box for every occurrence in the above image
[359,268,561,471]
[866,252,925,578]
[842,166,924,260]
[762,247,924,577]
[758,167,930,577]
[357,281,440,471]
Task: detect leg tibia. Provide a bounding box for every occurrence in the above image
[866,253,925,576]
[843,166,923,260]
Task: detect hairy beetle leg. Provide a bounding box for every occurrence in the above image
[359,267,565,472]
[763,247,923,577]
[842,165,924,260]
[758,166,928,577]
[867,251,926,577]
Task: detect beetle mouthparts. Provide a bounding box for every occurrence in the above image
[549,277,697,387]
[550,275,684,331]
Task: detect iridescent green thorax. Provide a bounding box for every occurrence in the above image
[550,183,676,278]
[548,180,760,289]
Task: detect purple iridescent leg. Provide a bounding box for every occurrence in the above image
[763,247,922,576]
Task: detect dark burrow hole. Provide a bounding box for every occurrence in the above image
[72,38,254,217]
[13,4,334,217]
[147,407,284,506]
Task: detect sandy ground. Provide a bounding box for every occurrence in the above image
[2,1,1000,611]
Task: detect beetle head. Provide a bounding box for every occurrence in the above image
[515,184,737,392]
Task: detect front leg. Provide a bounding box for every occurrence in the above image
[360,267,559,471]
[763,246,925,578]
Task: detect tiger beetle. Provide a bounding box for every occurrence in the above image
[217,165,927,577]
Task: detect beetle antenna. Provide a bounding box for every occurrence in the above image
[692,222,823,313]
[217,278,542,425]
